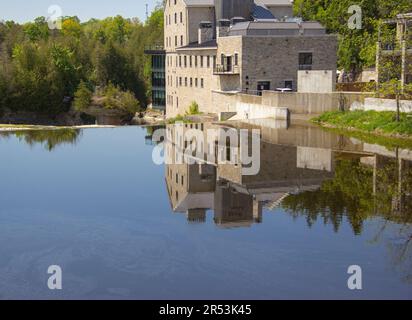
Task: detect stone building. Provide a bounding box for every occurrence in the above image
[163,0,337,118]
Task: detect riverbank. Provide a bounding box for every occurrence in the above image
[0,124,117,132]
[312,110,412,139]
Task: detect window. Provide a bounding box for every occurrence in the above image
[175,36,177,46]
[200,56,203,67]
[180,12,183,23]
[184,56,187,67]
[195,78,198,87]
[190,78,193,87]
[201,78,204,88]
[181,35,183,46]
[234,53,239,66]
[194,56,197,67]
[185,77,188,86]
[190,56,192,67]
[207,56,210,68]
[285,80,293,89]
[299,52,313,70]
[174,13,177,24]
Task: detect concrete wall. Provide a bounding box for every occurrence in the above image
[260,91,369,114]
[234,102,289,120]
[363,98,412,113]
[298,70,336,93]
[266,5,294,20]
[211,90,370,117]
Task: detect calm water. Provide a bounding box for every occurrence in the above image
[0,123,411,300]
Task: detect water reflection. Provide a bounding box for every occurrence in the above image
[164,120,412,283]
[164,120,412,228]
[0,129,81,151]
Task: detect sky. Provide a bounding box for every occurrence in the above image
[0,0,161,23]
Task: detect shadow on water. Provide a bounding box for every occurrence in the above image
[0,129,82,151]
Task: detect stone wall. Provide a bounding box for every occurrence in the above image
[241,35,338,92]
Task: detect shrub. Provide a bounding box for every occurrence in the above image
[103,83,140,114]
[73,81,93,111]
[186,101,200,115]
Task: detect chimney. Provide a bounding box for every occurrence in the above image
[217,19,231,38]
[198,21,213,44]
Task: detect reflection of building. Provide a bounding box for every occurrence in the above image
[163,0,337,117]
[164,121,343,228]
[163,119,412,227]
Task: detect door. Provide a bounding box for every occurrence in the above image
[257,81,270,96]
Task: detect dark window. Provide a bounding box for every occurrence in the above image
[285,80,293,89]
[299,52,313,70]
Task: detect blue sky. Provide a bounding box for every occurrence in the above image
[0,0,161,23]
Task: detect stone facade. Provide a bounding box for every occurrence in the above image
[163,0,338,118]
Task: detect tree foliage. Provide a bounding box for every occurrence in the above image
[0,7,164,118]
[293,0,412,74]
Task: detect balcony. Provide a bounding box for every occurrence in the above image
[298,64,313,71]
[144,45,165,55]
[213,64,240,75]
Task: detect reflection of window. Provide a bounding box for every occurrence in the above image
[299,52,313,70]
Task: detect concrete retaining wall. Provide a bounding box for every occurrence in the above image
[258,91,369,114]
[212,90,371,119]
[363,98,412,113]
[234,102,290,120]
[298,70,336,93]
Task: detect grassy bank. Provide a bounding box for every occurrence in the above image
[312,111,412,138]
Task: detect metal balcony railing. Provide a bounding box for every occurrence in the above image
[298,64,313,71]
[213,64,240,75]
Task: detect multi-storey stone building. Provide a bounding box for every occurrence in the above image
[164,0,337,117]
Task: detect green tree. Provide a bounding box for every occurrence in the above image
[23,17,49,42]
[74,81,93,111]
[293,0,412,76]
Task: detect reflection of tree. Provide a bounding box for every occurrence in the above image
[283,158,412,283]
[283,159,412,235]
[0,129,81,151]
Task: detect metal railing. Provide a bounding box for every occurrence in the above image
[298,64,313,71]
[213,64,240,75]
